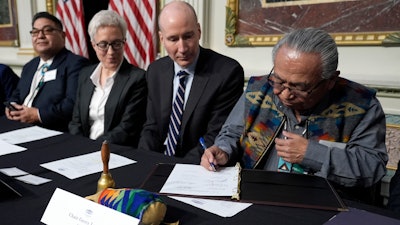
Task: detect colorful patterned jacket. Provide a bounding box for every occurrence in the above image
[241,76,377,169]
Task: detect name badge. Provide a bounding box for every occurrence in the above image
[43,69,57,82]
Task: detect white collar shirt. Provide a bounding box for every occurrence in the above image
[172,51,199,109]
[88,63,118,140]
[23,58,54,107]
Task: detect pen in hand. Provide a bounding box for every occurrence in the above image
[199,137,217,172]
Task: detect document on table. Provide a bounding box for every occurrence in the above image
[41,188,139,225]
[0,139,27,156]
[16,174,52,185]
[0,167,51,185]
[170,196,252,217]
[0,126,62,144]
[160,163,240,197]
[0,167,28,177]
[40,152,136,179]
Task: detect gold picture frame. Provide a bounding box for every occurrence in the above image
[225,0,400,47]
[386,124,400,170]
[0,0,19,46]
[46,0,56,14]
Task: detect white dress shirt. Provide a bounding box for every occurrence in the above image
[172,64,195,109]
[88,63,119,140]
[23,59,53,107]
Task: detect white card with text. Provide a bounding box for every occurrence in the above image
[41,188,139,225]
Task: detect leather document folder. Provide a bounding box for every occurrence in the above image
[140,163,347,211]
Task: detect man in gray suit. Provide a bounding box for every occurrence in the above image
[138,1,244,162]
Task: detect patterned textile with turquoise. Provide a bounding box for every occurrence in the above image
[86,188,167,225]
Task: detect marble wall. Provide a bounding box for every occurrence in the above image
[239,0,400,35]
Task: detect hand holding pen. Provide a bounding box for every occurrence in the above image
[199,137,217,172]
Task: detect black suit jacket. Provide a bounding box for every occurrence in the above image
[8,48,89,131]
[69,59,147,147]
[0,64,19,116]
[139,47,244,162]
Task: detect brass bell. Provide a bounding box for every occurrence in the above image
[97,140,115,192]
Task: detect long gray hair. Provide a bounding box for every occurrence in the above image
[272,28,338,79]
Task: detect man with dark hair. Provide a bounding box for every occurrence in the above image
[5,12,89,131]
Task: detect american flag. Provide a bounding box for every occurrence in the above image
[56,0,89,58]
[109,0,157,69]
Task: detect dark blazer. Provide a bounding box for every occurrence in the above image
[69,59,147,147]
[8,48,89,131]
[138,47,244,162]
[0,64,19,116]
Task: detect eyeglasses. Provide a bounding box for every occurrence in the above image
[267,68,327,98]
[30,26,62,37]
[95,40,125,51]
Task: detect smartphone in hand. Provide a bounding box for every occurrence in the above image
[3,101,18,111]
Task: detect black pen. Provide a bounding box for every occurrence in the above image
[199,137,217,172]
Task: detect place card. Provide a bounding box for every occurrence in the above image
[41,188,139,225]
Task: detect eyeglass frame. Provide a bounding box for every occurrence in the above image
[267,67,327,98]
[95,40,126,51]
[30,26,62,37]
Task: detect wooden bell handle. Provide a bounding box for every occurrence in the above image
[101,140,110,174]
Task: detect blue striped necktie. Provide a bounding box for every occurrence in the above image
[165,71,188,156]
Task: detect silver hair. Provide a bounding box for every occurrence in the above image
[272,28,338,79]
[88,10,127,41]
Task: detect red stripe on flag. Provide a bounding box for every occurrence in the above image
[127,1,147,63]
[143,0,154,18]
[56,0,88,58]
[109,0,157,69]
